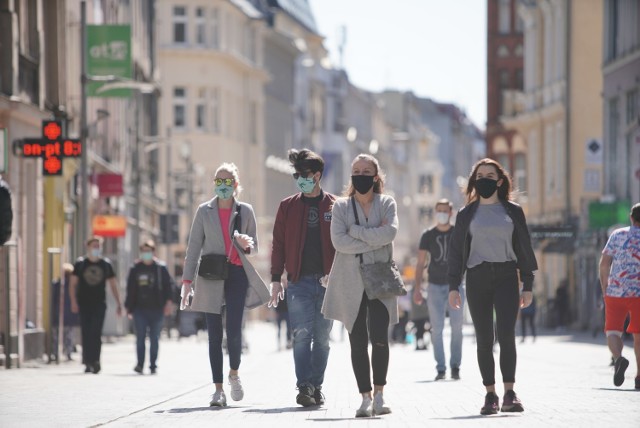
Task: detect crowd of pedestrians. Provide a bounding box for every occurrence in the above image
[61,151,640,418]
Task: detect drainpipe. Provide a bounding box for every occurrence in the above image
[564,0,571,221]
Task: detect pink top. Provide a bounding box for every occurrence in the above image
[218,207,242,266]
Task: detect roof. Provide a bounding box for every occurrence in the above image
[268,0,319,34]
[230,0,263,19]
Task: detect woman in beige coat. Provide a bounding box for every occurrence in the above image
[322,154,399,418]
[180,163,270,407]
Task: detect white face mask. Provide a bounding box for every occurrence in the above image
[435,212,450,225]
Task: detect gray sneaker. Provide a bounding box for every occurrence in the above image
[355,396,372,418]
[372,391,391,416]
[296,384,316,407]
[209,390,227,407]
[228,375,244,401]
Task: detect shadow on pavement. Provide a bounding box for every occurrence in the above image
[159,406,243,413]
[243,407,325,414]
[432,414,519,420]
[307,417,382,422]
[593,387,640,392]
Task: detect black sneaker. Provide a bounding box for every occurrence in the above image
[635,377,640,390]
[501,390,524,412]
[91,361,101,374]
[313,388,325,405]
[451,368,460,380]
[614,356,629,386]
[480,392,499,415]
[435,371,446,381]
[134,365,143,374]
[84,365,92,373]
[296,385,316,407]
[150,367,157,375]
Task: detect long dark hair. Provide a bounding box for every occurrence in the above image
[465,158,513,204]
[344,154,386,197]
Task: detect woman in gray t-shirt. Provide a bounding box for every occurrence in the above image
[447,158,537,416]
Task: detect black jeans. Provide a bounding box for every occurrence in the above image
[205,265,248,384]
[79,302,106,366]
[348,293,390,393]
[520,312,536,339]
[466,261,520,386]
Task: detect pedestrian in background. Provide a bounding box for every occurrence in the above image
[598,202,640,390]
[51,263,80,361]
[448,158,537,415]
[124,240,174,374]
[180,163,270,406]
[70,236,123,374]
[322,153,399,418]
[409,283,430,351]
[519,294,536,342]
[413,199,463,380]
[269,149,335,407]
[274,287,292,350]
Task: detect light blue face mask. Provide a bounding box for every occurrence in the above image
[215,184,234,200]
[296,176,316,194]
[141,252,153,261]
[90,248,101,258]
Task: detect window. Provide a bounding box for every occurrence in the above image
[515,69,524,90]
[173,6,188,44]
[626,89,638,125]
[515,16,524,33]
[497,45,509,57]
[250,102,257,144]
[499,69,510,89]
[514,153,527,193]
[333,99,344,132]
[173,87,187,129]
[210,8,219,48]
[419,174,433,194]
[196,89,206,130]
[195,7,206,45]
[496,153,509,172]
[607,97,619,193]
[210,88,220,133]
[498,0,510,34]
[514,44,523,57]
[244,25,256,62]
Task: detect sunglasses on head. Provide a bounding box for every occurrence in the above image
[214,178,234,186]
[292,170,313,180]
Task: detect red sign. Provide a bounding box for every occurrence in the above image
[92,215,127,237]
[19,121,83,176]
[91,173,124,197]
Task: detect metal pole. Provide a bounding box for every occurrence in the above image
[133,93,141,249]
[3,243,13,368]
[80,1,89,252]
[46,248,61,364]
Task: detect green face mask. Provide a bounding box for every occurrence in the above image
[296,176,315,194]
[215,184,234,200]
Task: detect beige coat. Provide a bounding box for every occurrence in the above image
[182,197,270,314]
[322,194,400,332]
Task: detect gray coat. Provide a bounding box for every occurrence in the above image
[322,193,399,333]
[183,197,270,314]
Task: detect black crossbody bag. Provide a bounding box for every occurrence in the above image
[198,205,241,281]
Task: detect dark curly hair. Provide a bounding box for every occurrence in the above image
[288,148,324,177]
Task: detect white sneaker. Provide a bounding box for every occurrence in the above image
[372,391,391,415]
[209,390,227,407]
[228,375,244,401]
[355,396,372,418]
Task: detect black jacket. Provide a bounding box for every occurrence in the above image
[447,199,538,292]
[125,260,174,312]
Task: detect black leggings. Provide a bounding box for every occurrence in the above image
[466,261,520,386]
[348,293,390,393]
[520,312,536,338]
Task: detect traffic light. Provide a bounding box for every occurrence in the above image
[14,120,82,176]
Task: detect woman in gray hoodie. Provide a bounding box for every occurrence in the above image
[322,154,399,418]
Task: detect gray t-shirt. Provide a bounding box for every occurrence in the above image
[467,202,517,268]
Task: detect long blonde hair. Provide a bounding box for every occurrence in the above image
[343,153,386,197]
[214,162,243,197]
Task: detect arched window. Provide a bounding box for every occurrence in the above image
[498,0,511,34]
[498,45,510,57]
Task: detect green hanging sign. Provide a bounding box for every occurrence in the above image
[87,25,132,97]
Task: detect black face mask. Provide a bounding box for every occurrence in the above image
[352,175,375,194]
[475,178,498,199]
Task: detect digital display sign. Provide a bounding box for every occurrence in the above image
[18,121,82,176]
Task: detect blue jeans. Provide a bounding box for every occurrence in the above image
[427,283,465,373]
[287,274,333,389]
[205,265,249,384]
[133,308,164,369]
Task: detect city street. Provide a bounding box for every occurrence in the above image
[1,320,638,428]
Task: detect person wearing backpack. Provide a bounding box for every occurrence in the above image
[125,240,174,374]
